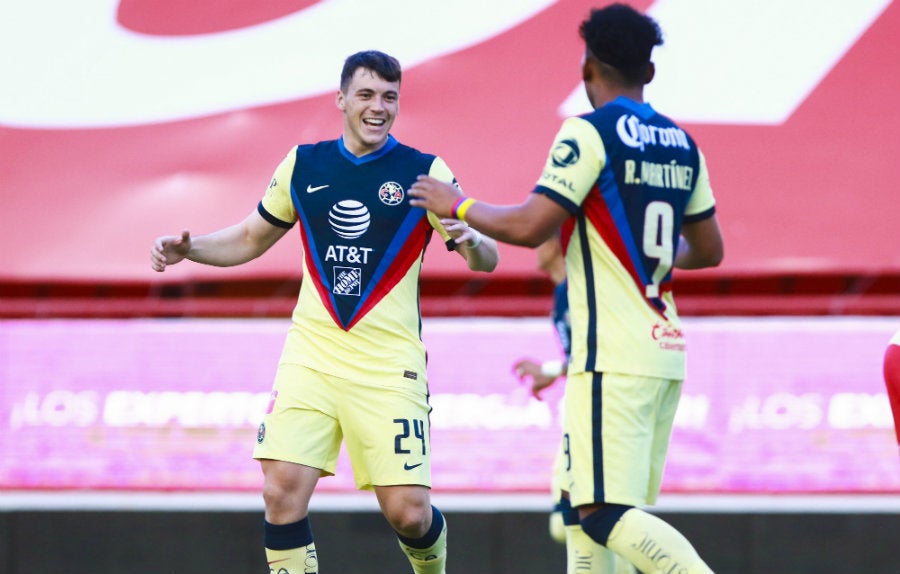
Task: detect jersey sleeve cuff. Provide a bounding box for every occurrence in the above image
[257,202,294,229]
[534,186,580,214]
[684,205,716,224]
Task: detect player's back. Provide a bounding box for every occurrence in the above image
[563,97,709,380]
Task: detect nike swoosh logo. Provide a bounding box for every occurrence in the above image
[306,184,329,193]
[404,462,423,471]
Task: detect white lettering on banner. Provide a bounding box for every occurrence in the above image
[560,0,892,124]
[727,393,824,433]
[103,391,270,427]
[0,0,554,127]
[8,391,100,430]
[673,394,709,430]
[430,394,553,430]
[727,391,897,433]
[827,393,895,429]
[6,390,271,429]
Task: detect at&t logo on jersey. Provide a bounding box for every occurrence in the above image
[378,181,404,205]
[616,114,690,152]
[326,200,372,298]
[328,200,370,239]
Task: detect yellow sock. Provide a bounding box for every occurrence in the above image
[566,523,636,574]
[265,544,318,574]
[550,510,567,545]
[398,520,448,574]
[603,509,713,574]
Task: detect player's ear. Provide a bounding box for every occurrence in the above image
[582,59,594,83]
[336,90,346,111]
[643,62,656,85]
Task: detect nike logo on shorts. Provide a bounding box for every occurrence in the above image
[306,184,329,193]
[404,462,423,471]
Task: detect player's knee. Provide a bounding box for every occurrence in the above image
[381,495,434,538]
[385,503,432,537]
[579,503,633,546]
[261,467,309,519]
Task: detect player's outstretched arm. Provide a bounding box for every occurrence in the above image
[410,176,569,248]
[150,209,289,272]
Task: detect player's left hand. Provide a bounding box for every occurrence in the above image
[441,218,482,248]
[408,175,463,218]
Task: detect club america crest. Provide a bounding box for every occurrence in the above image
[378,181,404,206]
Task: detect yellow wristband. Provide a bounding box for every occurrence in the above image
[455,198,477,222]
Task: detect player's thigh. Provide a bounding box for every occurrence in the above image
[564,371,680,507]
[339,379,432,490]
[253,363,343,474]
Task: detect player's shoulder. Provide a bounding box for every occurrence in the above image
[297,139,340,154]
[389,139,438,163]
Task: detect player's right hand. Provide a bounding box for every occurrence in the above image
[150,230,192,272]
[408,175,463,218]
[512,358,558,401]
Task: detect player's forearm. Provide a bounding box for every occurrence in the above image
[465,203,554,248]
[187,225,267,267]
[462,233,500,272]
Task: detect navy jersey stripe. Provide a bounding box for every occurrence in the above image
[534,185,580,214]
[577,211,599,372]
[591,371,605,502]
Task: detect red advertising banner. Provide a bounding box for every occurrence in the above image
[1,0,899,283]
[1,317,897,493]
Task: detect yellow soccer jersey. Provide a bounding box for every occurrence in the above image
[258,136,456,385]
[535,98,716,380]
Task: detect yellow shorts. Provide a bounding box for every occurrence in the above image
[253,363,432,491]
[563,371,681,508]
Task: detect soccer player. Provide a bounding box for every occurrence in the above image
[409,4,723,573]
[514,236,635,574]
[150,50,499,574]
[885,329,900,447]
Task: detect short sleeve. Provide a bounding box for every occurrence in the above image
[259,148,299,226]
[534,117,606,213]
[424,156,456,247]
[684,149,716,222]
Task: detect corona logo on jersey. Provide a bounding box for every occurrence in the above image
[616,114,690,152]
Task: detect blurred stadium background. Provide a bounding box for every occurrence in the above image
[1,0,899,572]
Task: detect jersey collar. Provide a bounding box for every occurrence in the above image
[338,134,399,165]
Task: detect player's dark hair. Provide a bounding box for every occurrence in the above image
[579,3,663,86]
[340,50,402,92]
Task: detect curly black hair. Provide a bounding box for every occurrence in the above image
[579,3,663,85]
